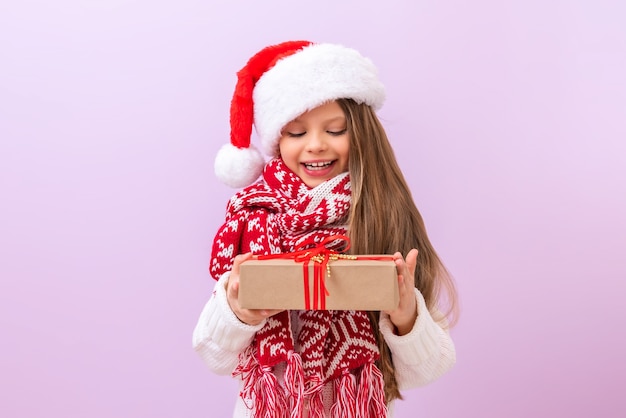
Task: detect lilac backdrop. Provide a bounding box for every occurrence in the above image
[1,1,625,417]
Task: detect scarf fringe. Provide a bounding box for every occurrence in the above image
[303,376,325,418]
[284,351,304,418]
[234,351,386,418]
[232,347,289,418]
[232,346,257,409]
[331,370,357,418]
[256,367,288,418]
[356,363,388,418]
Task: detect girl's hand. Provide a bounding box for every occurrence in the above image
[226,253,284,326]
[384,249,419,336]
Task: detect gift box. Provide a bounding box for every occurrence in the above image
[238,256,399,311]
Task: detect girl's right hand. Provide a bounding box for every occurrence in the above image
[226,253,283,325]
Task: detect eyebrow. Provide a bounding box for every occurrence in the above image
[291,115,346,123]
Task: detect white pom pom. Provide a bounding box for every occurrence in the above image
[214,143,265,188]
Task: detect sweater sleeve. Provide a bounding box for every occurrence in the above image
[192,272,266,375]
[379,289,456,389]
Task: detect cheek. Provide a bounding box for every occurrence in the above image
[340,138,351,160]
[339,142,350,171]
[277,139,292,161]
[278,140,299,170]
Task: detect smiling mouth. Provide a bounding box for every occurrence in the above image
[303,161,334,170]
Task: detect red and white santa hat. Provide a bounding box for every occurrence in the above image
[214,40,386,188]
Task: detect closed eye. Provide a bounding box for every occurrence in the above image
[286,131,306,138]
[327,129,347,136]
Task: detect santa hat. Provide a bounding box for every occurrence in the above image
[214,40,386,188]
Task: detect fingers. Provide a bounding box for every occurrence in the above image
[228,252,251,301]
[393,249,418,290]
[227,253,283,325]
[255,309,283,318]
[405,249,418,276]
[232,252,254,274]
[238,308,284,326]
[387,249,420,335]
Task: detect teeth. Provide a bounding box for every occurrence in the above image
[304,161,332,168]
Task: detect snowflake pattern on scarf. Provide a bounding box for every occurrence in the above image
[210,158,386,418]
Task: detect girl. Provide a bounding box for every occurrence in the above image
[193,40,458,418]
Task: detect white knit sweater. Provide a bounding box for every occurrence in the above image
[192,273,456,417]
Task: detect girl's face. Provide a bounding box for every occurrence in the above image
[278,101,350,188]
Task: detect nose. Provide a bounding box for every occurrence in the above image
[305,130,328,152]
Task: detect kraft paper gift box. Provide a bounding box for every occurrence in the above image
[238,256,399,311]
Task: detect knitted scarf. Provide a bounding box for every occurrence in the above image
[210,158,387,418]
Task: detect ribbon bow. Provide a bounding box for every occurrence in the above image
[257,235,355,309]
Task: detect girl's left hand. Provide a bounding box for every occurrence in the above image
[384,249,419,336]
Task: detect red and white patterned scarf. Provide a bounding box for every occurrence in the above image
[210,158,387,418]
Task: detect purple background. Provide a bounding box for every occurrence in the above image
[1,1,625,417]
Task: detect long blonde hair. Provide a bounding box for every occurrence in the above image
[338,98,459,403]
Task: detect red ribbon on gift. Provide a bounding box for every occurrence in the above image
[256,235,394,310]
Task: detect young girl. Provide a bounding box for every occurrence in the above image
[193,40,458,418]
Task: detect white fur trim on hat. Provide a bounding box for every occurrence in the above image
[253,43,386,156]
